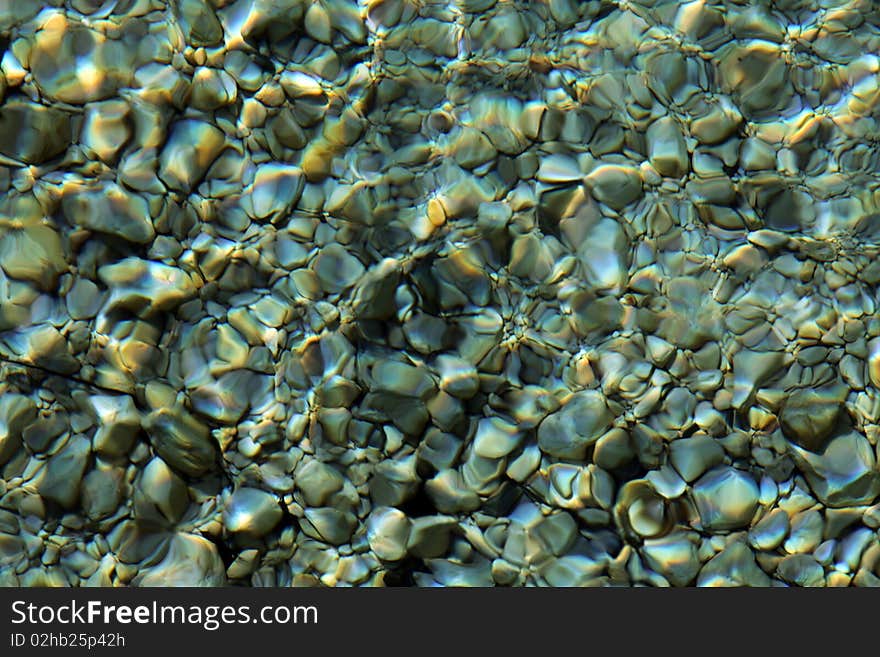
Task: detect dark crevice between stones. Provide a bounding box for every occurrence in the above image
[382,557,422,587]
[0,354,132,396]
[610,460,649,486]
[277,499,302,537]
[396,484,436,519]
[593,2,618,23]
[206,532,238,573]
[482,481,523,517]
[680,424,700,438]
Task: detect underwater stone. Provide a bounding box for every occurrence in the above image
[37,435,91,509]
[791,432,880,508]
[537,390,614,460]
[693,467,759,531]
[697,541,772,587]
[0,221,67,289]
[99,258,197,315]
[142,406,217,478]
[29,13,130,104]
[90,395,140,457]
[62,183,155,244]
[585,164,643,210]
[0,101,71,163]
[779,386,846,453]
[158,120,226,192]
[135,534,225,586]
[0,394,36,467]
[367,507,411,561]
[224,488,282,537]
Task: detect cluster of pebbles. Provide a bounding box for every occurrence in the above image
[1,0,880,587]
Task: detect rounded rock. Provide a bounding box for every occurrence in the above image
[693,467,759,531]
[366,507,412,562]
[537,390,614,460]
[224,488,283,537]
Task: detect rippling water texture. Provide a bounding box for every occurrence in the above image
[1,0,879,587]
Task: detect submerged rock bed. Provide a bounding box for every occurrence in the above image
[1,0,880,587]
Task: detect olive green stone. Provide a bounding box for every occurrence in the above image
[142,406,217,478]
[779,387,845,452]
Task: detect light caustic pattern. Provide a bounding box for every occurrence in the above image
[0,0,880,587]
